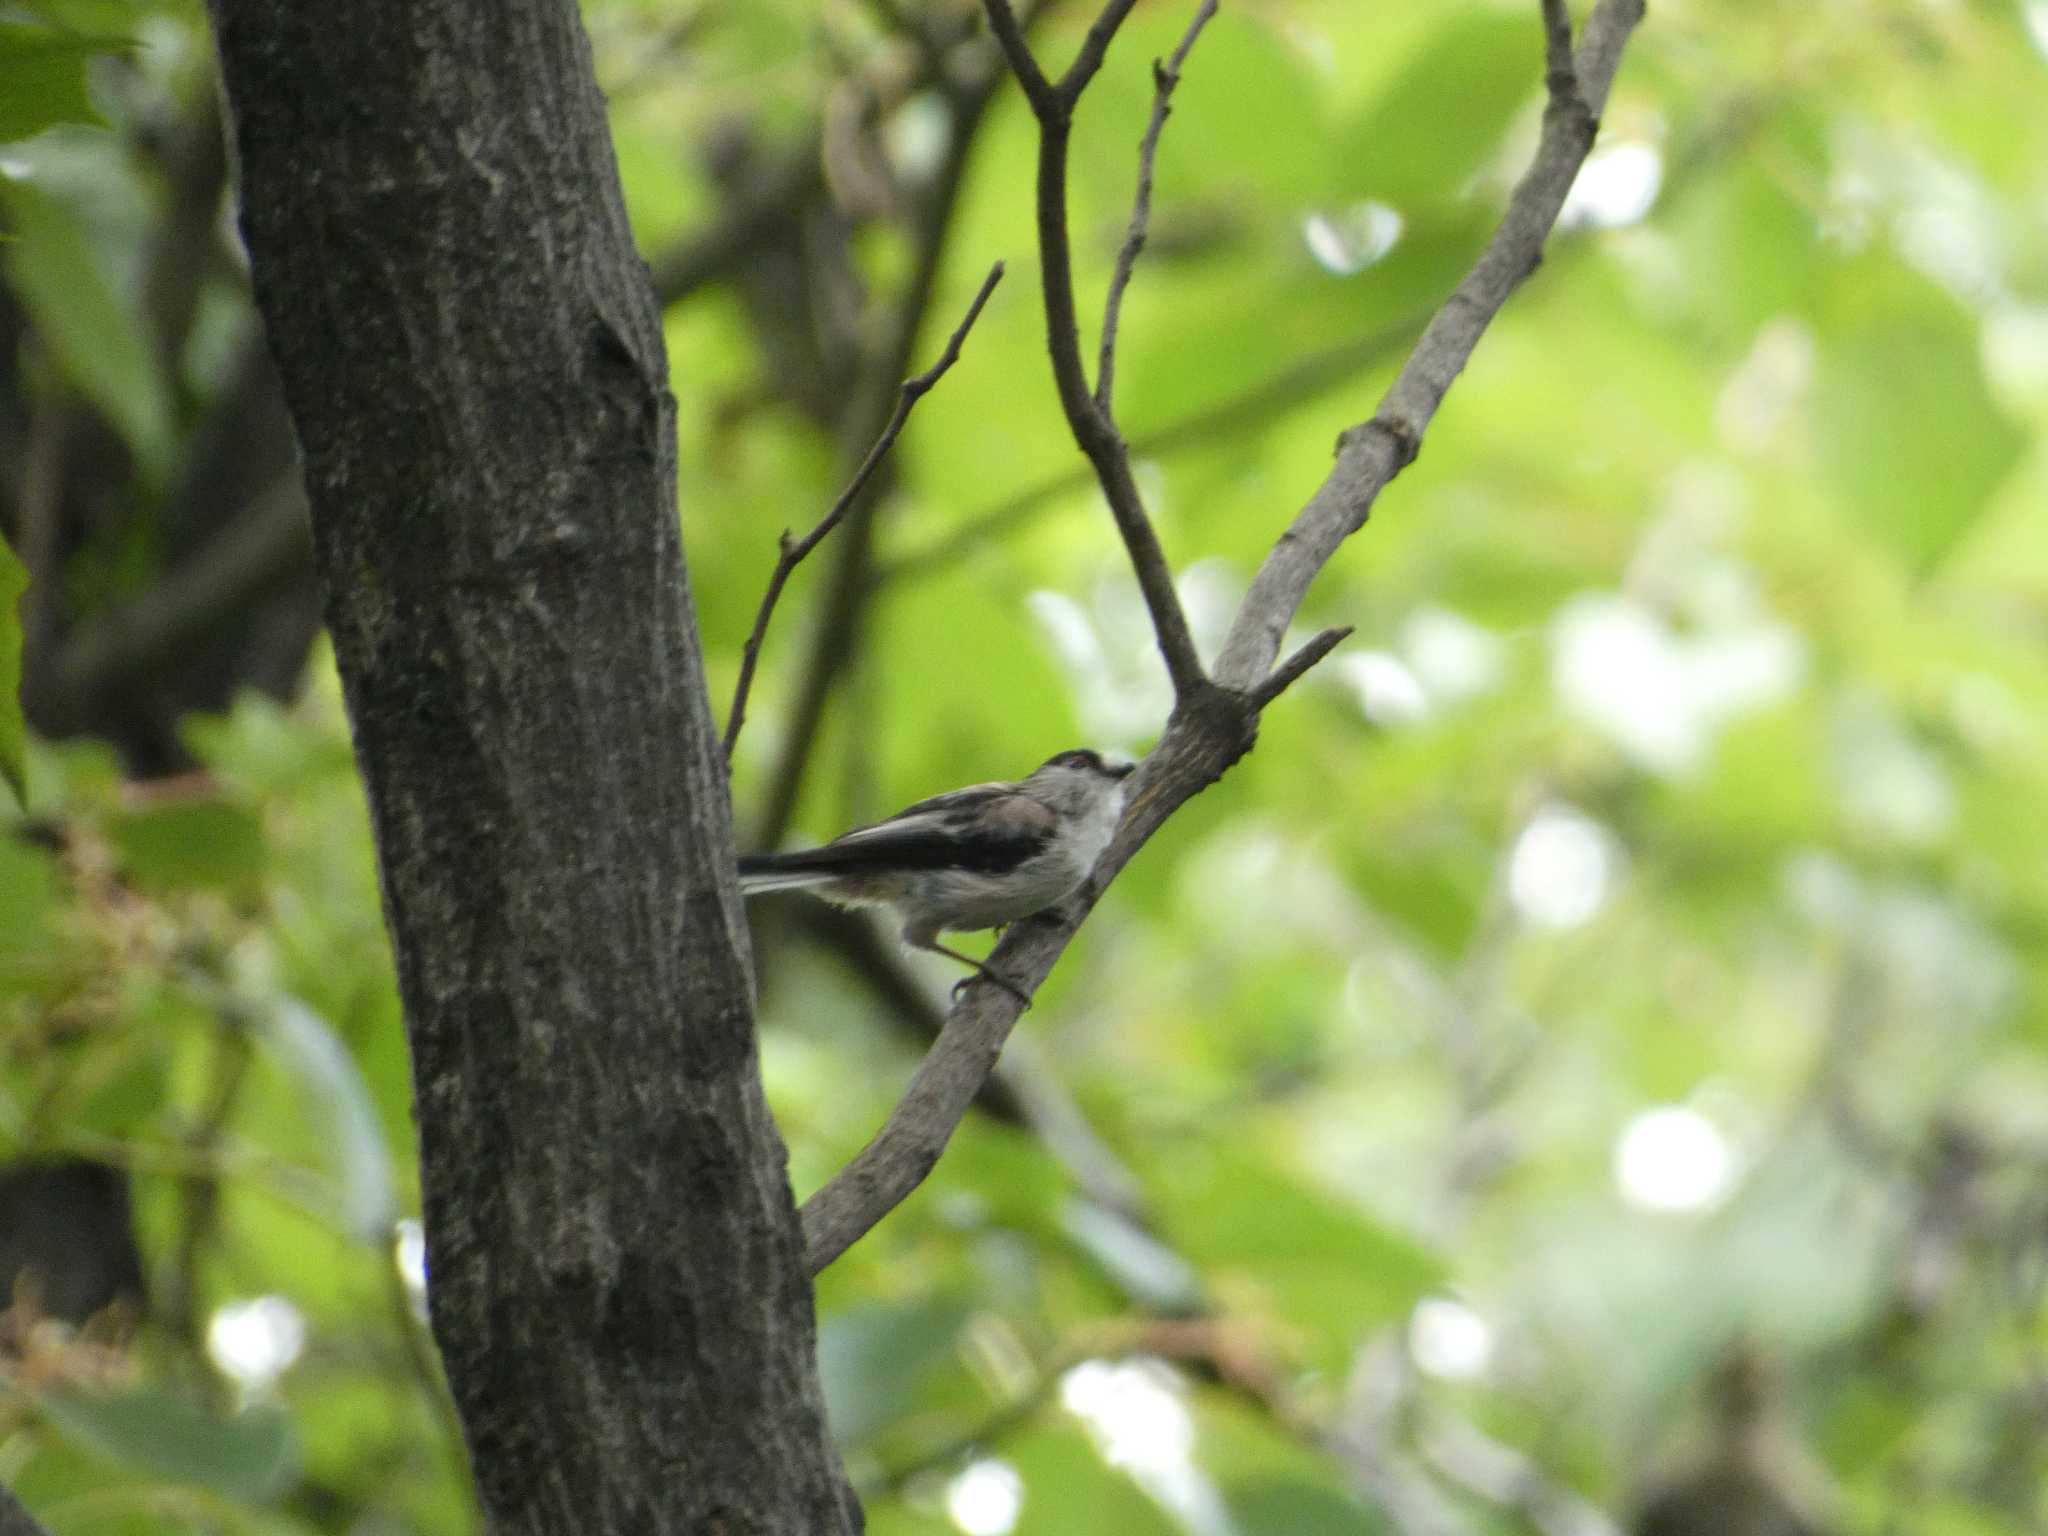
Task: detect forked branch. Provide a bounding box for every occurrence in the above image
[981,0,1207,700]
[798,0,1648,1274]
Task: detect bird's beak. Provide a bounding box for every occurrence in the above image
[1109,760,1137,779]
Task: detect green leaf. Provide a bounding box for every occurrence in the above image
[1007,1422,1179,1536]
[1333,8,1541,208]
[37,1387,298,1503]
[0,835,60,966]
[817,1293,973,1448]
[262,998,398,1240]
[1814,265,2026,573]
[110,797,266,891]
[0,177,172,478]
[181,692,358,797]
[1197,1395,1392,1534]
[0,531,27,808]
[1148,1145,1445,1364]
[1228,1480,1392,1536]
[0,21,118,143]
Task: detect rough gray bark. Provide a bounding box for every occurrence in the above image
[203,3,855,1532]
[0,1483,52,1536]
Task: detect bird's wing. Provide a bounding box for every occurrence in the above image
[755,783,1057,877]
[872,780,1017,823]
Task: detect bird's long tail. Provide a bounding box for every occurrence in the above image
[736,853,844,895]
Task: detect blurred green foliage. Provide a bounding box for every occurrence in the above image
[5,0,2048,1533]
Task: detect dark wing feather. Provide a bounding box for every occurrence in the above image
[744,783,1056,878]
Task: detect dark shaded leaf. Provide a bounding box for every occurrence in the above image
[38,1387,297,1503]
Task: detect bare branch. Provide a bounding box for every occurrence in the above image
[982,0,1056,111]
[748,33,1020,848]
[886,312,1430,581]
[1212,0,1640,690]
[1247,625,1353,710]
[1539,0,1578,101]
[1055,0,1142,102]
[723,261,1003,763]
[1097,0,1218,415]
[981,0,1207,699]
[802,703,1252,1273]
[802,0,1646,1269]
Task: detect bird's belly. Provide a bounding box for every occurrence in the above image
[915,859,1084,933]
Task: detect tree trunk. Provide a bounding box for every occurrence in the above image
[203,4,857,1531]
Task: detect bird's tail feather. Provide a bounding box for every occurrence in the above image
[736,854,843,895]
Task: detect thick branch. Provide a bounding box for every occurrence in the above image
[723,261,1002,762]
[802,684,1254,1272]
[1539,0,1578,99]
[803,0,1646,1270]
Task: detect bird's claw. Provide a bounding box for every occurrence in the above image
[952,970,1033,1010]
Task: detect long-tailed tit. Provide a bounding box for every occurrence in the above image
[737,749,1135,1003]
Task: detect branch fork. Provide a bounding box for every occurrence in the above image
[797,0,1647,1273]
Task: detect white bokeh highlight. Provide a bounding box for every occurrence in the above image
[1339,650,1430,727]
[1408,1296,1494,1382]
[1401,606,1504,705]
[1508,803,1620,930]
[1304,201,1405,275]
[1561,142,1663,230]
[1614,1106,1736,1213]
[1551,591,1803,777]
[206,1295,306,1395]
[946,1458,1024,1536]
[1061,1359,1233,1536]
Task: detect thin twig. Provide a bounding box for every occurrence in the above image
[885,312,1430,582]
[889,83,1764,582]
[1055,0,1142,100]
[722,261,1004,764]
[801,0,1646,1271]
[1210,0,1638,689]
[748,38,1018,847]
[982,0,1207,699]
[982,0,1055,109]
[1247,625,1353,710]
[381,1228,471,1496]
[1096,0,1218,415]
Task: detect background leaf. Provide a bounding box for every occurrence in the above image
[37,1389,298,1504]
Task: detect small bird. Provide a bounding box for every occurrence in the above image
[737,749,1136,1003]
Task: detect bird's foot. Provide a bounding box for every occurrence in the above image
[952,968,1032,1010]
